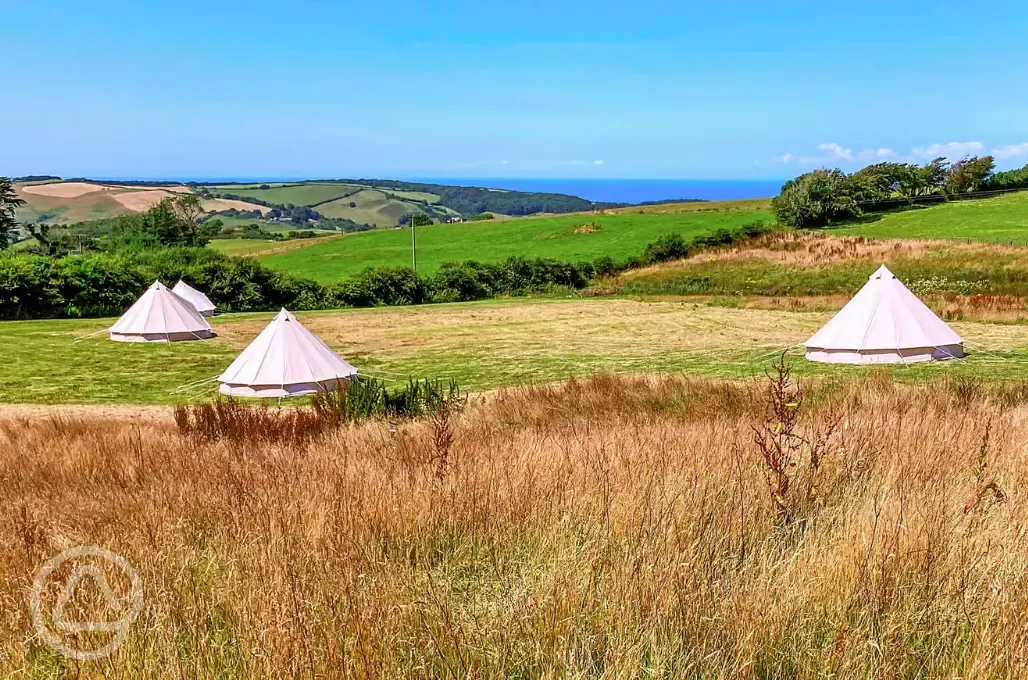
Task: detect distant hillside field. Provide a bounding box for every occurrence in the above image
[201,182,445,228]
[833,191,1028,242]
[258,208,773,281]
[14,181,267,225]
[200,178,622,227]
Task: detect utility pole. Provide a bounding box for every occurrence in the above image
[410,213,417,271]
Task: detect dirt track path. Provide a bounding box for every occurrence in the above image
[0,404,172,423]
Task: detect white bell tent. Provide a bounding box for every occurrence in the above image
[109,281,214,342]
[172,280,217,316]
[218,308,358,398]
[805,265,964,364]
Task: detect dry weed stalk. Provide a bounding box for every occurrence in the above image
[964,420,1008,515]
[752,354,840,524]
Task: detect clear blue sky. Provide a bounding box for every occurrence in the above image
[4,1,1028,180]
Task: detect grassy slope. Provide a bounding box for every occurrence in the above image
[617,231,1028,302]
[15,190,132,224]
[834,191,1028,242]
[316,189,421,226]
[204,183,362,206]
[259,209,772,281]
[2,298,1026,405]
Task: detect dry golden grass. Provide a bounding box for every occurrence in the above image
[19,182,110,199]
[625,230,1028,276]
[4,373,1028,677]
[199,197,274,213]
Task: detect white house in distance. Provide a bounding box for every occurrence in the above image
[218,308,358,397]
[172,280,217,316]
[109,281,214,342]
[804,265,964,364]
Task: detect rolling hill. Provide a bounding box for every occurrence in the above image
[14,180,268,225]
[198,179,621,227]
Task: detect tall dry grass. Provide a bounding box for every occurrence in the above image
[3,373,1028,677]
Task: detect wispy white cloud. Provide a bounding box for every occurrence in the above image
[818,142,853,161]
[912,141,984,160]
[780,153,793,164]
[856,148,897,162]
[593,160,604,165]
[993,143,1028,160]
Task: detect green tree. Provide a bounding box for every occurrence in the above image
[846,162,908,202]
[0,178,26,249]
[139,194,216,247]
[946,155,995,194]
[771,169,858,229]
[401,213,433,227]
[898,158,949,199]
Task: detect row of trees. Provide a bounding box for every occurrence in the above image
[772,156,1025,228]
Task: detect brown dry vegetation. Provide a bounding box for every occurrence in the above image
[625,230,1028,274]
[4,373,1028,677]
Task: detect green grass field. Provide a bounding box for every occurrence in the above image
[1,298,1025,405]
[259,209,772,281]
[835,191,1028,242]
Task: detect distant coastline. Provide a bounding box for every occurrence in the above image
[408,179,784,204]
[67,176,785,205]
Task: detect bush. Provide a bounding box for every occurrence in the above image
[772,169,859,228]
[642,233,689,264]
[332,267,427,307]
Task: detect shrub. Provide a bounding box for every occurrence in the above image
[772,169,859,228]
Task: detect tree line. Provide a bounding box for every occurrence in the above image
[772,156,1028,228]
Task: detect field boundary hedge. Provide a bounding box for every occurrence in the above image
[0,222,771,320]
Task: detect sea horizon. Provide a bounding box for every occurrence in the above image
[73,176,785,204]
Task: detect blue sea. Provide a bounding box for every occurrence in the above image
[412,178,784,204]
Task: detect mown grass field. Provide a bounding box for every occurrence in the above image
[258,209,773,281]
[1,297,1026,405]
[834,190,1028,242]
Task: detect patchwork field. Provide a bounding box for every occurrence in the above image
[1,297,1025,405]
[14,181,268,224]
[258,209,773,281]
[201,181,442,227]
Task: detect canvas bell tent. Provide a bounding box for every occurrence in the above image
[172,280,217,316]
[218,308,358,397]
[109,281,215,342]
[805,265,964,364]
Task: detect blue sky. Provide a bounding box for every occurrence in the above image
[3,0,1028,179]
